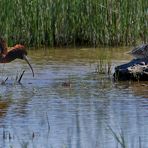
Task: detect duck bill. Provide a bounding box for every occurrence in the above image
[23,55,34,77]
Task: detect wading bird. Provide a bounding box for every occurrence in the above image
[127,44,148,59]
[0,37,34,77]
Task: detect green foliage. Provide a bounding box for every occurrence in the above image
[0,0,147,47]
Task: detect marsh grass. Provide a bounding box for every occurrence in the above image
[95,59,112,74]
[108,125,143,148]
[108,125,127,148]
[95,49,112,74]
[0,0,147,47]
[2,112,51,148]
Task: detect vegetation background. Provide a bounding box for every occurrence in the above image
[0,0,147,47]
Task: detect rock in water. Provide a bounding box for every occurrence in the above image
[114,58,148,81]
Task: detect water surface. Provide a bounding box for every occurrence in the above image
[0,47,147,148]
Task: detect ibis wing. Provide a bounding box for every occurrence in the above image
[0,38,8,55]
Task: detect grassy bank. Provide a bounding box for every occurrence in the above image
[0,0,147,47]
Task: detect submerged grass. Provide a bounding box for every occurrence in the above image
[108,125,143,148]
[108,125,127,148]
[95,59,112,74]
[0,0,147,47]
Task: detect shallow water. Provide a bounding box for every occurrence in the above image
[0,47,147,148]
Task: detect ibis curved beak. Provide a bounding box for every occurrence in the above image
[23,55,34,77]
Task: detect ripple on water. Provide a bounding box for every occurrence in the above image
[0,48,147,148]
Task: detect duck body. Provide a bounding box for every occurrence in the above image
[128,44,148,59]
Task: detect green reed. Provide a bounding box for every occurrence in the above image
[0,0,147,47]
[108,125,142,148]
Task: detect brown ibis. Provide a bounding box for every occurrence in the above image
[0,37,34,77]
